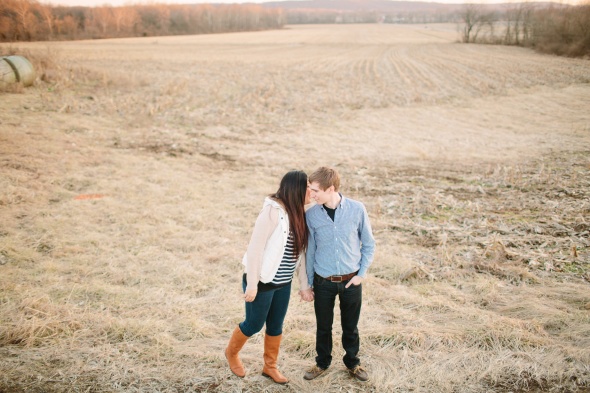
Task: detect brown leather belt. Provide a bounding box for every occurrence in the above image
[323,271,358,282]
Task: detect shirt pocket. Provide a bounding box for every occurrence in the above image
[339,222,359,240]
[339,223,361,254]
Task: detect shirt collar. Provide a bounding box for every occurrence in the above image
[322,193,345,210]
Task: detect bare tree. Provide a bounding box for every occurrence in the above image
[56,14,77,39]
[91,6,113,37]
[37,4,55,38]
[112,6,138,36]
[521,3,535,45]
[137,4,170,36]
[0,0,16,40]
[460,4,483,43]
[13,0,37,40]
[504,3,535,45]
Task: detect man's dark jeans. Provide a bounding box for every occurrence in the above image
[313,273,362,370]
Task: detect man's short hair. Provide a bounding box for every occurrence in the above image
[309,166,340,192]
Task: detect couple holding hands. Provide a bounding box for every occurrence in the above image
[225,166,376,384]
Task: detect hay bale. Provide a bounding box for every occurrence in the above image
[0,58,17,85]
[1,56,36,87]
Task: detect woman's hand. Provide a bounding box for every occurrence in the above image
[299,288,314,302]
[244,289,257,302]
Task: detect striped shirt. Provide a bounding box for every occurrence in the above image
[271,232,297,285]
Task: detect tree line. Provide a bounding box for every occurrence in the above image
[0,0,285,41]
[2,0,588,58]
[459,2,590,57]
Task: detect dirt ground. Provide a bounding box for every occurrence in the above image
[1,24,589,392]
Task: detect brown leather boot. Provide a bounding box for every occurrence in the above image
[261,334,288,384]
[225,326,248,378]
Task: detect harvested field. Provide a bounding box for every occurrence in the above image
[1,24,589,392]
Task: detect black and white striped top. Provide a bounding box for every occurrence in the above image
[270,232,297,286]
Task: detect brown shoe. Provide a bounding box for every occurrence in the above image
[303,365,326,380]
[348,365,369,382]
[224,326,248,378]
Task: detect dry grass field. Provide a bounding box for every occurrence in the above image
[1,24,589,392]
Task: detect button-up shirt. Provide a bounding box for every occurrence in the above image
[306,195,375,287]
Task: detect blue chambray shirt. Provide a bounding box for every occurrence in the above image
[306,195,376,287]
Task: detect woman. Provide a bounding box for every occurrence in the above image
[225,170,313,384]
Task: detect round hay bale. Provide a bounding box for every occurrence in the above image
[0,58,17,85]
[1,56,35,86]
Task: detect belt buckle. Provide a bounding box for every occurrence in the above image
[331,275,343,282]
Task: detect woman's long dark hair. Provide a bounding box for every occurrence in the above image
[271,170,309,257]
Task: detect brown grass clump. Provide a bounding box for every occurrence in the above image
[1,24,589,393]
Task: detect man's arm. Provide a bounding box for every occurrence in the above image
[357,204,375,278]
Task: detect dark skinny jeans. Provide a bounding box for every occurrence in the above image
[239,278,291,337]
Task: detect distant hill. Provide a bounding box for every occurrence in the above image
[262,0,562,13]
[264,0,459,12]
[261,0,567,24]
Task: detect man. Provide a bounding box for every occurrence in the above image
[301,166,376,382]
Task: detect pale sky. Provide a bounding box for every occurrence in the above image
[41,0,547,8]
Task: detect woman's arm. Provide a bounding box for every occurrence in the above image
[297,253,314,301]
[296,253,310,291]
[244,204,279,297]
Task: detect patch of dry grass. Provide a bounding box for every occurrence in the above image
[1,24,589,393]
